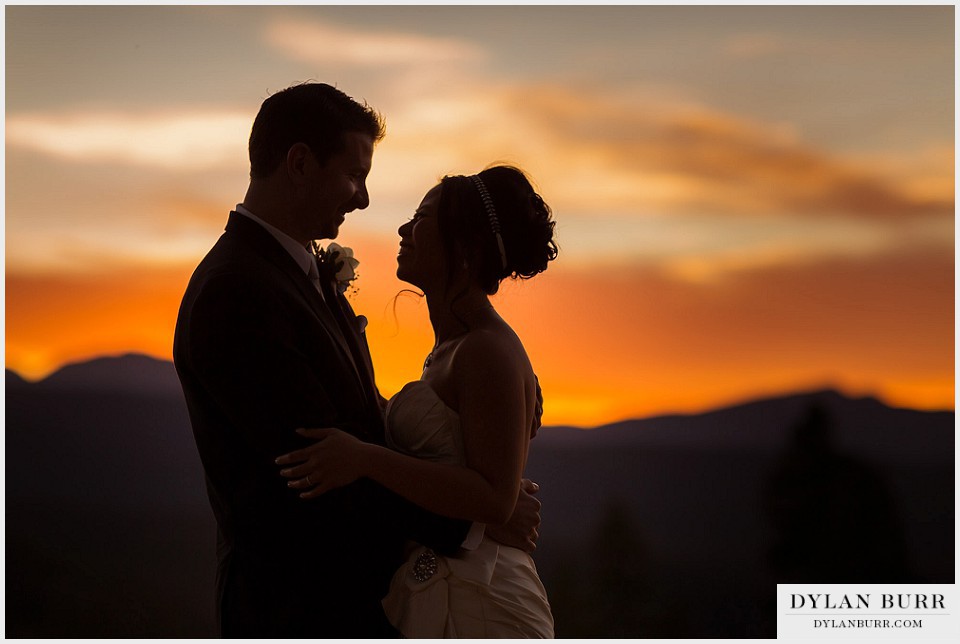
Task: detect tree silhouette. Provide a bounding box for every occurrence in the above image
[765,404,911,582]
[548,498,680,637]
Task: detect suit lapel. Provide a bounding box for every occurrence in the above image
[224,213,365,392]
[292,260,361,378]
[318,277,378,407]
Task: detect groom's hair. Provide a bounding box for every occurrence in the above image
[248,82,385,179]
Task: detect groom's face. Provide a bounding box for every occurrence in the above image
[301,131,374,241]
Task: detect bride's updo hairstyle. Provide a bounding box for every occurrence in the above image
[437,165,557,295]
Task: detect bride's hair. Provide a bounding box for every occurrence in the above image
[437,165,558,295]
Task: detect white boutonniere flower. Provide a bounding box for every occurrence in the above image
[313,241,360,295]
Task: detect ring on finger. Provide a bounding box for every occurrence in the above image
[306,474,312,486]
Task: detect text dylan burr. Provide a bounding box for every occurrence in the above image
[790,594,945,610]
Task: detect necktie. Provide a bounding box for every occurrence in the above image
[307,258,325,302]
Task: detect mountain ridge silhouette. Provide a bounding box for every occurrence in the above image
[7,352,182,395]
[6,352,951,432]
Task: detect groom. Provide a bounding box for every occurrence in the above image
[174,83,540,637]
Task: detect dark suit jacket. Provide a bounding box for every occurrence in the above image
[173,212,469,637]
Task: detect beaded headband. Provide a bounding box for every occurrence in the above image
[468,174,508,272]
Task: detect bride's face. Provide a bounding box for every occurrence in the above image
[397,184,446,290]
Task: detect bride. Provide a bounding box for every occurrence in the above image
[276,165,558,638]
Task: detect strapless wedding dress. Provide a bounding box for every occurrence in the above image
[381,380,555,638]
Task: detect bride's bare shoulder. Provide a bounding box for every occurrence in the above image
[454,324,532,378]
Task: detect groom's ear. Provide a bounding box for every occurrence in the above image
[285,143,313,182]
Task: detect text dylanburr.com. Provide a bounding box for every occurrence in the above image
[777,585,958,639]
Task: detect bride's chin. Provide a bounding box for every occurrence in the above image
[395,266,417,287]
[402,279,430,293]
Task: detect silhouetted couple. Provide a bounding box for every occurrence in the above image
[174,82,557,638]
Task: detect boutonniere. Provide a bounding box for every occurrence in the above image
[312,241,360,295]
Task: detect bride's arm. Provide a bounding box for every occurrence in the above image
[276,333,529,525]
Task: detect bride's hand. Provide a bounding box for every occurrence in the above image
[275,428,368,498]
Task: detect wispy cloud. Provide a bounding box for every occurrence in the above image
[552,209,953,284]
[501,84,953,220]
[365,79,952,227]
[5,110,249,170]
[264,18,486,67]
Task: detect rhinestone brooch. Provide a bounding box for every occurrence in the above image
[412,549,438,582]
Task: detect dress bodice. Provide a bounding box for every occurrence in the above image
[385,381,465,466]
[381,382,555,637]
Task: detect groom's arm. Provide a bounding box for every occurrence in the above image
[375,486,472,556]
[375,478,542,555]
[182,272,343,454]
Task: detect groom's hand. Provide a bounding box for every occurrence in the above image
[485,479,541,553]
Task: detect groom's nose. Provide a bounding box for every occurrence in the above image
[353,182,370,211]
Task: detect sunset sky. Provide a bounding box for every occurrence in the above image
[4,4,955,426]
